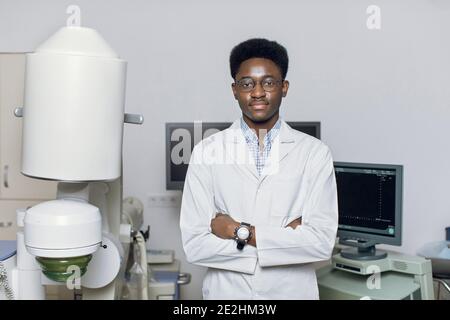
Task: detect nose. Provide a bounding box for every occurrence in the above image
[251,81,266,98]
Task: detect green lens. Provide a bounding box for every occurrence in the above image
[36,255,92,282]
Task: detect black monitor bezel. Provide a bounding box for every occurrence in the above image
[334,161,403,246]
[166,122,231,190]
[166,121,321,190]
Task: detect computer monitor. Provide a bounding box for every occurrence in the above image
[288,122,320,140]
[166,121,321,190]
[334,162,403,260]
[166,122,231,190]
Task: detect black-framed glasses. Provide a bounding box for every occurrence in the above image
[235,77,283,92]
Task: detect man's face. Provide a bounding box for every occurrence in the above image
[232,58,289,124]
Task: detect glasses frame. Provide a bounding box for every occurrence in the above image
[234,77,284,93]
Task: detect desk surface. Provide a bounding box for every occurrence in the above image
[317,266,421,300]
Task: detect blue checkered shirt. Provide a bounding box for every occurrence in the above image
[240,117,282,176]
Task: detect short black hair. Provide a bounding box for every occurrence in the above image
[229,38,289,80]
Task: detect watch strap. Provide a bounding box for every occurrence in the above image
[235,222,252,250]
[236,240,245,250]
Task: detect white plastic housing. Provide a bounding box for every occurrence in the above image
[81,236,121,289]
[22,26,127,181]
[24,199,102,258]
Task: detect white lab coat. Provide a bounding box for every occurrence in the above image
[180,119,338,300]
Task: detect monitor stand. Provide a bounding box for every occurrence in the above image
[339,239,387,261]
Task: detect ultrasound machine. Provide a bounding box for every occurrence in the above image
[316,162,435,300]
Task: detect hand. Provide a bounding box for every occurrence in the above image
[211,213,239,239]
[286,217,302,229]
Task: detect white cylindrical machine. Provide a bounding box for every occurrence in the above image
[24,199,102,258]
[22,26,127,181]
[16,232,45,300]
[23,199,102,283]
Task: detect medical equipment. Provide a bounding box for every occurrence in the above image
[417,228,450,299]
[0,241,16,300]
[334,162,403,260]
[317,250,435,300]
[120,202,190,300]
[147,250,191,300]
[1,25,143,299]
[121,197,150,300]
[122,232,148,300]
[317,162,434,299]
[418,241,450,278]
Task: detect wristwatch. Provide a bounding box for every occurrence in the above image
[234,222,252,250]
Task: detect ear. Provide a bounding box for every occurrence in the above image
[231,83,238,100]
[282,80,289,98]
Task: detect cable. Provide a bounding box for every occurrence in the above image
[134,232,149,300]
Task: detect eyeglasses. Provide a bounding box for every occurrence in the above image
[235,77,283,92]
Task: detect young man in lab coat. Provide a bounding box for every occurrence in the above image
[180,38,338,300]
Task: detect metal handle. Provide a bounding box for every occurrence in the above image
[434,278,450,300]
[15,108,145,125]
[14,107,23,117]
[124,113,144,125]
[177,272,191,285]
[3,165,9,188]
[15,108,144,125]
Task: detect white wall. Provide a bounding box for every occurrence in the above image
[1,0,449,299]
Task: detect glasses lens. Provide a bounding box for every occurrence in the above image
[238,79,254,91]
[262,78,277,92]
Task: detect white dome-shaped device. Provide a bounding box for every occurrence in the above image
[22,26,127,181]
[24,199,102,258]
[34,26,120,58]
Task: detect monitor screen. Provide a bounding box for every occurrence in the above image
[166,122,231,190]
[334,162,403,246]
[166,121,320,190]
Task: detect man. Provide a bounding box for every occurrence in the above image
[180,38,338,300]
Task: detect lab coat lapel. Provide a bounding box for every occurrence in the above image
[260,121,297,178]
[278,121,298,161]
[223,120,259,181]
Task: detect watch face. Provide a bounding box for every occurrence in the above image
[237,227,250,240]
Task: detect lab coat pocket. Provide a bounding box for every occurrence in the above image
[269,174,306,227]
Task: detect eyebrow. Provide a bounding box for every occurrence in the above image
[237,74,277,81]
